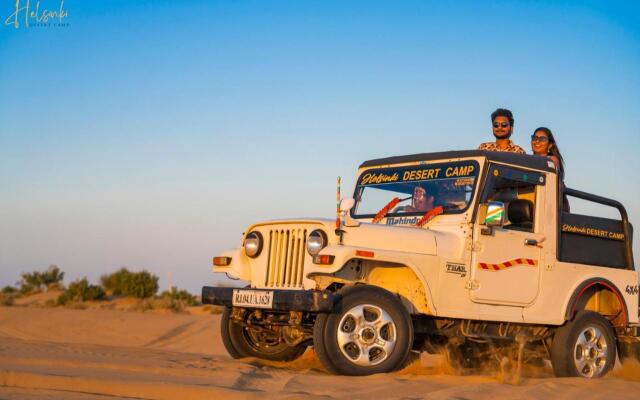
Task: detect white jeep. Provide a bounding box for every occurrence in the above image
[203,150,640,378]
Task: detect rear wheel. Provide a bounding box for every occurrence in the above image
[550,311,616,378]
[223,307,307,362]
[314,285,413,375]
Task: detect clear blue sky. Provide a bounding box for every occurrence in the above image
[1,0,639,293]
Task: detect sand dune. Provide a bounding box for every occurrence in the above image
[1,306,639,399]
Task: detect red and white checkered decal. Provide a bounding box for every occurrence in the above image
[478,258,538,271]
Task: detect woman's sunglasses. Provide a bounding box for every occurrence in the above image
[493,122,510,128]
[531,135,549,143]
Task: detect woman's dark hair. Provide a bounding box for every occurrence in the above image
[491,108,514,126]
[533,127,565,178]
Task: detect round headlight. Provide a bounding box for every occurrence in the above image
[244,231,263,258]
[307,230,327,256]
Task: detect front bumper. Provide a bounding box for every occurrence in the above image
[201,286,338,312]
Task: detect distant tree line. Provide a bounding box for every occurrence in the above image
[1,265,197,311]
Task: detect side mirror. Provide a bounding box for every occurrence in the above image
[339,197,355,214]
[340,197,360,227]
[485,201,506,227]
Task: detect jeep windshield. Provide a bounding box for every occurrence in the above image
[352,160,479,219]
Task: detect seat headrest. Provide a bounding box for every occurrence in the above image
[508,199,534,224]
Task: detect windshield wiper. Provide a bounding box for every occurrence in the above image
[416,206,444,227]
[372,197,400,224]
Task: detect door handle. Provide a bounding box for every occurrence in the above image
[525,238,540,247]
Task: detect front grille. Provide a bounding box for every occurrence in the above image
[265,228,307,288]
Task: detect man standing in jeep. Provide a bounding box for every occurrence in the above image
[478,108,526,154]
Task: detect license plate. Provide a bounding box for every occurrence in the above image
[232,289,274,309]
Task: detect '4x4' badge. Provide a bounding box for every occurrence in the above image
[626,285,639,295]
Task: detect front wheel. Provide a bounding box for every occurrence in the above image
[550,311,616,378]
[314,285,413,375]
[222,307,307,362]
[220,306,245,359]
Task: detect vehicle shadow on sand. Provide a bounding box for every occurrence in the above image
[239,348,561,385]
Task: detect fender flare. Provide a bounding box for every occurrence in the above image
[309,254,437,315]
[564,277,628,326]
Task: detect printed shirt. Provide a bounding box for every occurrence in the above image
[477,140,526,154]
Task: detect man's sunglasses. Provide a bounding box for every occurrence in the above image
[531,135,549,142]
[493,122,510,128]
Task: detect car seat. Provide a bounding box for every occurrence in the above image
[507,199,534,231]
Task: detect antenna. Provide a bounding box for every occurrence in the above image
[336,176,341,230]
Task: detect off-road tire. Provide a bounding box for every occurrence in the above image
[550,311,616,378]
[224,307,307,362]
[315,285,413,375]
[313,313,339,373]
[220,306,246,359]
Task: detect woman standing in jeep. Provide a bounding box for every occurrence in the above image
[531,127,565,178]
[532,127,570,211]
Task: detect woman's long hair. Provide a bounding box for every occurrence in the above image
[534,127,565,178]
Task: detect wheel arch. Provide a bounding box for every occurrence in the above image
[309,257,436,315]
[564,277,628,327]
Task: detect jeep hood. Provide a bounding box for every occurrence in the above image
[249,218,438,256]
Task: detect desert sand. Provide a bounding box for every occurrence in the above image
[1,305,639,400]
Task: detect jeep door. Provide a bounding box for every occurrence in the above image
[469,164,546,306]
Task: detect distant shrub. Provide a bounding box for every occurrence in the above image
[161,287,197,306]
[0,292,16,306]
[100,268,129,296]
[57,278,105,305]
[124,270,159,299]
[150,287,197,313]
[100,268,158,299]
[19,273,41,294]
[19,284,35,295]
[19,265,65,294]
[1,286,18,305]
[2,286,17,295]
[41,265,65,287]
